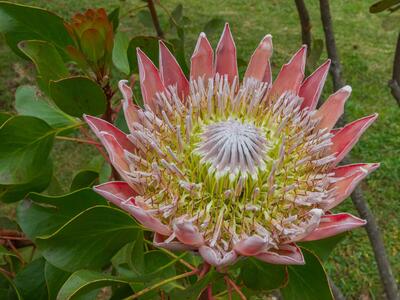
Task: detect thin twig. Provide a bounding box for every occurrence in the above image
[146,0,164,38]
[55,135,101,146]
[389,32,400,106]
[294,0,312,49]
[124,269,197,300]
[319,0,344,93]
[225,276,246,300]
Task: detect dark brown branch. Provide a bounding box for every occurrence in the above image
[294,0,312,49]
[319,0,344,93]
[389,32,400,106]
[147,0,164,39]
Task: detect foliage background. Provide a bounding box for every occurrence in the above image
[0,0,398,298]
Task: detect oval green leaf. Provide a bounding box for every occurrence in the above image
[239,257,288,291]
[58,270,129,300]
[281,248,334,300]
[0,115,55,184]
[18,40,69,94]
[0,2,72,57]
[15,85,78,128]
[49,76,107,117]
[36,206,139,272]
[17,188,107,239]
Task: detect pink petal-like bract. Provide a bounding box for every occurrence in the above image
[301,213,366,241]
[244,34,273,83]
[159,41,189,100]
[215,23,238,84]
[191,33,214,81]
[86,23,377,268]
[299,59,331,110]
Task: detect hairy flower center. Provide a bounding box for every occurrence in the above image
[196,120,268,179]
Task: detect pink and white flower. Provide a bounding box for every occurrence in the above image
[85,24,378,267]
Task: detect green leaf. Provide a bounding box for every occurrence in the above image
[0,115,55,201]
[0,245,18,265]
[70,170,99,191]
[137,10,154,28]
[112,231,145,275]
[281,249,333,300]
[298,233,346,261]
[58,270,129,300]
[0,112,12,126]
[170,269,220,299]
[36,206,139,272]
[0,271,22,300]
[108,7,120,32]
[17,188,107,239]
[0,2,72,57]
[370,0,400,13]
[170,4,183,27]
[18,40,69,94]
[127,36,174,74]
[15,85,78,128]
[114,108,129,133]
[130,250,177,298]
[49,76,107,117]
[239,257,287,291]
[112,31,130,75]
[203,17,225,39]
[45,262,70,300]
[0,159,52,203]
[0,115,55,184]
[13,257,48,300]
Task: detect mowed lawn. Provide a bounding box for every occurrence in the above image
[0,0,399,298]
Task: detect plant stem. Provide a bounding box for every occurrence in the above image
[147,0,164,39]
[319,0,344,93]
[389,32,400,106]
[225,276,246,300]
[294,0,312,50]
[123,270,197,300]
[55,135,101,146]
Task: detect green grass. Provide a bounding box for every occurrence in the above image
[0,0,399,298]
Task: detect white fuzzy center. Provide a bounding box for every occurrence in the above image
[196,119,268,178]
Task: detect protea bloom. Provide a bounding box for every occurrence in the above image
[85,24,378,267]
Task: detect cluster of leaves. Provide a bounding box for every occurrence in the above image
[0,1,341,299]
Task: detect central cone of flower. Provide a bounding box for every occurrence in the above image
[197,119,268,179]
[87,23,377,267]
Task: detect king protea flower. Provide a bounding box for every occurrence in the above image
[85,24,378,267]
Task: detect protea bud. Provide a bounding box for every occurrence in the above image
[85,24,378,268]
[65,8,113,79]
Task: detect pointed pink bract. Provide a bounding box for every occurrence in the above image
[315,85,351,131]
[301,213,366,241]
[330,114,378,164]
[244,34,273,83]
[137,48,166,112]
[190,33,214,81]
[159,41,189,100]
[269,45,307,98]
[215,23,238,83]
[299,59,331,110]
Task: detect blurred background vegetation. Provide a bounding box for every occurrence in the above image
[0,0,398,298]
